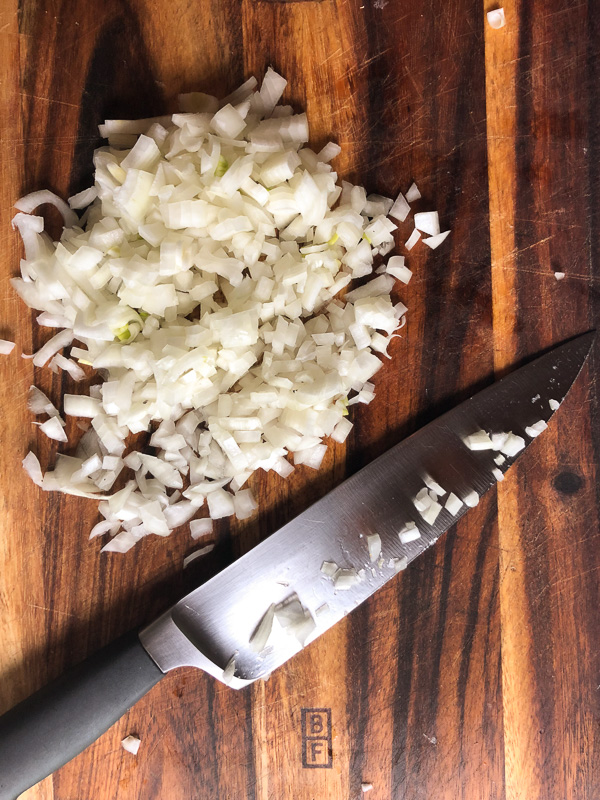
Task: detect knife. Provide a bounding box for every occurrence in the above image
[0,331,593,799]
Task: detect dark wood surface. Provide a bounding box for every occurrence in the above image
[0,0,598,798]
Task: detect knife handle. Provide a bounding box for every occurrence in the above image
[0,628,164,800]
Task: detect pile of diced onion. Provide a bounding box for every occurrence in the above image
[10,69,449,554]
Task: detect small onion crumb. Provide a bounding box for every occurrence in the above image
[183,543,215,567]
[463,490,479,508]
[366,533,382,562]
[549,398,560,411]
[554,271,565,281]
[487,8,506,29]
[464,430,494,451]
[444,492,463,516]
[0,339,15,355]
[525,420,548,438]
[121,735,141,755]
[399,521,420,544]
[361,784,374,794]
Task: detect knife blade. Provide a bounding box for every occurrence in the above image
[140,330,595,688]
[0,331,593,799]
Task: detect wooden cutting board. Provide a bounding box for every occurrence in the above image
[0,0,598,797]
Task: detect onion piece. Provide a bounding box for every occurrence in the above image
[249,603,276,652]
[190,518,213,540]
[414,211,440,237]
[183,544,215,567]
[333,567,360,590]
[0,339,15,355]
[22,451,44,487]
[15,190,78,228]
[444,492,463,515]
[31,329,74,368]
[388,192,411,223]
[68,187,97,209]
[464,430,494,451]
[399,521,420,544]
[366,533,381,562]
[500,432,526,457]
[549,398,560,411]
[121,735,141,755]
[422,230,450,250]
[405,229,421,251]
[39,416,68,442]
[463,490,479,508]
[487,8,506,29]
[405,182,421,202]
[11,69,427,551]
[525,420,548,438]
[391,556,408,572]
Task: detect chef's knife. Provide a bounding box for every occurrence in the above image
[0,331,593,799]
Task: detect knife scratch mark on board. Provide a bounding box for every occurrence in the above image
[28,603,79,619]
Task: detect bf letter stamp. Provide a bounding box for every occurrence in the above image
[301,708,332,768]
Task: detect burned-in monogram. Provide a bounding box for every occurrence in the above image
[301,708,333,768]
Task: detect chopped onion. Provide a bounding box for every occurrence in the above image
[386,256,412,284]
[31,330,74,368]
[15,190,78,228]
[500,432,526,457]
[331,418,353,443]
[249,603,276,652]
[183,544,215,567]
[423,474,446,496]
[399,521,420,544]
[321,561,338,577]
[68,186,97,209]
[190,518,213,540]
[554,272,565,281]
[492,467,504,482]
[491,432,508,451]
[405,229,421,250]
[525,420,547,438]
[549,398,560,411]
[22,451,44,487]
[414,211,440,237]
[0,339,15,355]
[464,430,494,450]
[494,454,506,466]
[463,490,479,507]
[389,192,410,222]
[274,594,315,646]
[222,653,237,685]
[333,567,360,590]
[421,500,442,525]
[444,492,463,515]
[11,69,440,550]
[121,735,141,755]
[39,416,68,443]
[49,353,86,381]
[64,395,102,418]
[423,231,451,250]
[391,556,408,572]
[487,8,506,29]
[405,182,421,202]
[366,533,381,562]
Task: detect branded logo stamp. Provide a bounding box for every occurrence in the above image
[301,708,332,768]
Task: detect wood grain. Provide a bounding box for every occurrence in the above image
[0,0,597,798]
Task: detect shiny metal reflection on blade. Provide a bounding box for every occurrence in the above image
[140,332,594,688]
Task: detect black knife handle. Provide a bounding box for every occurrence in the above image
[0,628,164,800]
